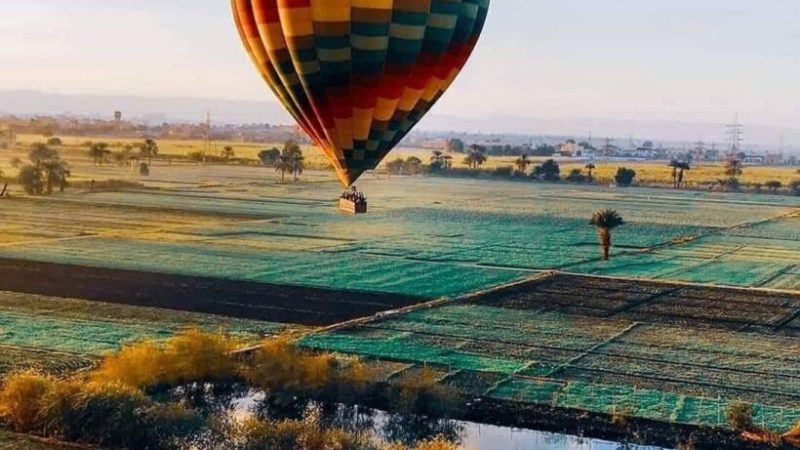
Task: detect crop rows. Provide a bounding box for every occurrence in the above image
[302,275,800,432]
[0,345,95,376]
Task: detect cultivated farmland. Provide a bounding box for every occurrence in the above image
[0,170,798,301]
[301,274,800,432]
[0,290,298,376]
[0,160,799,438]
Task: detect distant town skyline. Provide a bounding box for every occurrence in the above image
[2,0,799,137]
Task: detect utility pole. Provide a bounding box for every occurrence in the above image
[726,113,745,158]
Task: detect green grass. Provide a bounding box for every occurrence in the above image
[2,176,797,296]
[0,291,299,376]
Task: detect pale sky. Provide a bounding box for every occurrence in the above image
[2,0,799,128]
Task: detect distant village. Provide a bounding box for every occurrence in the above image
[424,138,798,166]
[1,112,798,166]
[409,123,799,166]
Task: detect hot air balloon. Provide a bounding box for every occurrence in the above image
[232,0,490,188]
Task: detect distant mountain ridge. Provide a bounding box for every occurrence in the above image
[1,90,796,150]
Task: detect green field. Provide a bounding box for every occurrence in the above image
[0,290,299,376]
[0,167,798,297]
[1,159,799,438]
[301,274,800,433]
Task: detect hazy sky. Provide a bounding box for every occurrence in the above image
[2,0,799,128]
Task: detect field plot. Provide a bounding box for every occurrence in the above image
[1,173,798,303]
[568,214,800,289]
[301,274,800,432]
[0,290,296,376]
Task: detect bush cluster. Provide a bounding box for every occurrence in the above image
[92,330,241,389]
[0,372,200,449]
[0,331,465,450]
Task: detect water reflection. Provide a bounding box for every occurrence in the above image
[165,384,670,450]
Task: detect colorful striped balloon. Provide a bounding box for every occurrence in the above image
[232,0,490,187]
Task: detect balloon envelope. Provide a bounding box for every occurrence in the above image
[232,0,490,186]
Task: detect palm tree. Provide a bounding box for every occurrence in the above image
[275,155,292,183]
[676,162,691,188]
[442,154,453,170]
[290,152,305,182]
[668,160,681,188]
[590,209,625,261]
[585,163,596,182]
[41,159,70,194]
[88,142,111,166]
[463,150,487,170]
[430,150,447,171]
[514,154,531,175]
[139,139,159,165]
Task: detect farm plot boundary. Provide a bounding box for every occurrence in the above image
[301,273,800,432]
[0,258,431,326]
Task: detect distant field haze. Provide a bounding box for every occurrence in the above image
[2,90,799,149]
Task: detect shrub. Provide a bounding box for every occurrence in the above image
[493,166,513,178]
[0,371,55,432]
[0,373,200,449]
[162,330,240,385]
[42,381,151,447]
[727,402,755,431]
[46,380,200,449]
[244,337,336,394]
[92,341,168,388]
[531,159,560,181]
[258,148,281,166]
[139,403,204,450]
[790,180,800,196]
[93,330,240,389]
[243,337,370,407]
[46,137,62,146]
[615,167,637,187]
[17,165,44,195]
[565,168,587,183]
[187,151,206,163]
[390,368,461,418]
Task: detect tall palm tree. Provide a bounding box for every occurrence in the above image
[585,163,596,182]
[442,154,453,170]
[291,152,305,182]
[590,209,625,261]
[668,160,681,188]
[676,162,691,188]
[463,150,487,170]
[139,139,159,165]
[514,154,531,175]
[275,155,292,183]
